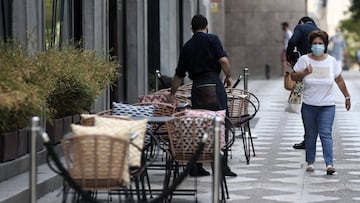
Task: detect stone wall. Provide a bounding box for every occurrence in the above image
[224,0,305,79]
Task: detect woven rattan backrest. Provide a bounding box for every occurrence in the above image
[133,102,176,116]
[80,112,130,127]
[133,102,176,136]
[227,89,251,121]
[62,135,129,190]
[166,116,214,163]
[151,89,192,106]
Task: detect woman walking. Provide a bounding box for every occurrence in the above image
[291,30,351,175]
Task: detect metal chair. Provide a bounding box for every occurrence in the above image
[227,88,260,164]
[62,134,130,202]
[164,116,228,202]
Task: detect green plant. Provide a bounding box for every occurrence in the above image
[0,41,45,132]
[0,89,45,132]
[32,46,118,119]
[0,40,118,130]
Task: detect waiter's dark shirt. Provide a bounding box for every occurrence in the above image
[175,32,227,80]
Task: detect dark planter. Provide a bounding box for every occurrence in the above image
[0,131,18,163]
[63,116,72,134]
[35,130,44,152]
[17,128,28,157]
[46,118,64,144]
[72,114,80,124]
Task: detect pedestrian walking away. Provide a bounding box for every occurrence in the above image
[329,28,347,68]
[168,14,236,177]
[290,30,351,175]
[281,22,293,76]
[286,16,320,150]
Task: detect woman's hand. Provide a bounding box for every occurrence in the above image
[345,98,351,111]
[304,64,313,75]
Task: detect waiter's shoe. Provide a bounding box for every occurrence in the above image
[189,167,210,177]
[223,166,237,177]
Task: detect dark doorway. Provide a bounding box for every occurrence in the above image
[73,0,82,46]
[109,0,120,103]
[147,0,160,91]
[0,0,12,40]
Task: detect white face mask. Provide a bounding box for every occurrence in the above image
[311,44,325,56]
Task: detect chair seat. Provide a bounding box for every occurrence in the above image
[230,114,252,126]
[72,178,125,190]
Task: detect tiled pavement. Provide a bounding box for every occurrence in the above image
[39,71,360,203]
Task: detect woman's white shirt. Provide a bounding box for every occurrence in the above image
[293,55,341,106]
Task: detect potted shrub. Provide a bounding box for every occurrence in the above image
[31,46,118,143]
[0,40,48,159]
[0,43,26,160]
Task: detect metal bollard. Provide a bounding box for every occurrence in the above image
[265,64,271,79]
[30,116,40,203]
[155,69,161,91]
[243,67,249,91]
[212,116,221,203]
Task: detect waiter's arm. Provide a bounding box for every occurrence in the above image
[170,74,183,95]
[219,56,232,88]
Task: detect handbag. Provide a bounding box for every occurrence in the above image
[284,71,295,91]
[285,81,304,114]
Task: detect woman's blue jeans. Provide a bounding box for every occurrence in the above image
[301,103,335,166]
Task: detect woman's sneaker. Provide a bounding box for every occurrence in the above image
[326,165,336,175]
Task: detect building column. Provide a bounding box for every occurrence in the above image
[182,0,196,44]
[125,0,148,103]
[159,0,179,77]
[12,0,45,54]
[60,0,72,43]
[82,0,110,112]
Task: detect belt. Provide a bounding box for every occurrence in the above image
[191,72,219,81]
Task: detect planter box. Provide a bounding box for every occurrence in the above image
[46,118,64,144]
[0,131,18,163]
[72,114,80,124]
[63,116,72,134]
[17,128,28,157]
[34,130,44,152]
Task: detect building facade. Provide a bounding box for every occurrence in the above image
[1,0,311,111]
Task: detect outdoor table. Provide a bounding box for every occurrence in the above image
[131,116,173,124]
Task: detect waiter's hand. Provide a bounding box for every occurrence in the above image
[165,93,177,104]
[224,76,232,88]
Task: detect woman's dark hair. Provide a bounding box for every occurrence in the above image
[308,30,329,53]
[191,14,208,31]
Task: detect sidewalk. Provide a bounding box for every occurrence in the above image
[38,71,360,203]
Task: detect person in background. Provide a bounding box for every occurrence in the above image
[286,16,320,150]
[281,22,293,76]
[357,48,360,71]
[291,30,351,175]
[329,28,347,68]
[169,14,236,177]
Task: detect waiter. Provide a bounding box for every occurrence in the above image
[169,14,235,177]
